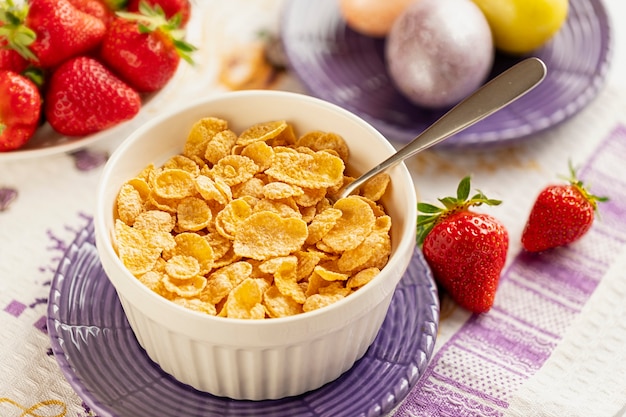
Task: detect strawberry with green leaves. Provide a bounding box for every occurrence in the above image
[0,0,107,68]
[100,1,195,92]
[44,56,141,136]
[0,69,41,151]
[521,163,608,252]
[0,3,32,72]
[127,0,191,28]
[417,176,509,313]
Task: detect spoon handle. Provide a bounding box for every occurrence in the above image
[338,57,547,199]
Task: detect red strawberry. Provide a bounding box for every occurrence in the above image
[0,46,28,73]
[0,70,42,151]
[417,176,509,313]
[100,3,195,92]
[521,163,608,252]
[44,56,141,136]
[0,1,35,69]
[1,19,28,72]
[127,0,191,28]
[67,0,115,27]
[0,0,106,68]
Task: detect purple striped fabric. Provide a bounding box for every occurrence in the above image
[394,124,626,417]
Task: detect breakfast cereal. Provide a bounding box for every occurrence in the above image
[112,118,393,319]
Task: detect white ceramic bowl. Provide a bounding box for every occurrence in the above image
[94,90,417,400]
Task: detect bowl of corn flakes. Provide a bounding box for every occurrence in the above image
[94,90,417,400]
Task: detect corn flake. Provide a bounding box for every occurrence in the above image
[169,232,214,274]
[165,255,201,280]
[297,131,349,163]
[234,212,307,260]
[163,275,207,298]
[237,120,288,146]
[224,278,267,319]
[263,182,304,200]
[117,183,144,226]
[240,141,275,171]
[264,285,303,318]
[266,256,306,303]
[163,154,201,176]
[133,210,175,233]
[205,129,238,165]
[314,265,349,282]
[183,117,229,160]
[177,196,212,231]
[172,298,217,315]
[152,169,197,199]
[347,267,380,290]
[265,151,344,189]
[215,198,252,239]
[210,155,259,186]
[322,196,375,252]
[360,173,390,202]
[303,293,345,313]
[337,230,391,272]
[306,208,342,245]
[114,219,173,275]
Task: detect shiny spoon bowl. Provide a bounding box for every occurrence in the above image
[333,57,547,201]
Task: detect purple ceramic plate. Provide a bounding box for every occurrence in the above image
[281,0,613,148]
[47,221,439,417]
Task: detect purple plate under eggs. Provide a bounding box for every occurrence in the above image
[280,0,613,148]
[47,221,439,417]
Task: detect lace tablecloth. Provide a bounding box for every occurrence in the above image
[1,1,626,416]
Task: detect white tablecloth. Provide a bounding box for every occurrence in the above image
[2,1,626,416]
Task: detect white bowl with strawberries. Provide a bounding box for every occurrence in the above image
[0,0,194,156]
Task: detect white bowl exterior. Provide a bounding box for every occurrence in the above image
[95,90,417,400]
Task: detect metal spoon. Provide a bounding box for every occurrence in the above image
[333,57,547,201]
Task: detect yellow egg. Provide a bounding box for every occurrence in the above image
[472,0,568,55]
[338,0,415,37]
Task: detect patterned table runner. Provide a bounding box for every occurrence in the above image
[395,124,626,417]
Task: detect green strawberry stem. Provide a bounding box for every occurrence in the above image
[22,66,44,88]
[0,0,37,62]
[561,160,608,211]
[116,0,196,64]
[417,176,502,245]
[103,0,129,10]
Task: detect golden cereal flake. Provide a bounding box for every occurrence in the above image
[210,155,259,186]
[215,198,253,239]
[303,293,345,313]
[183,117,229,160]
[152,169,197,200]
[205,129,238,165]
[296,131,349,163]
[133,210,175,233]
[176,196,212,231]
[233,212,308,260]
[224,278,267,319]
[265,151,344,189]
[117,183,144,226]
[236,120,288,146]
[322,196,375,252]
[264,285,304,318]
[165,255,201,280]
[163,154,201,176]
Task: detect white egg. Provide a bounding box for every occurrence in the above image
[339,0,415,38]
[385,0,494,108]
